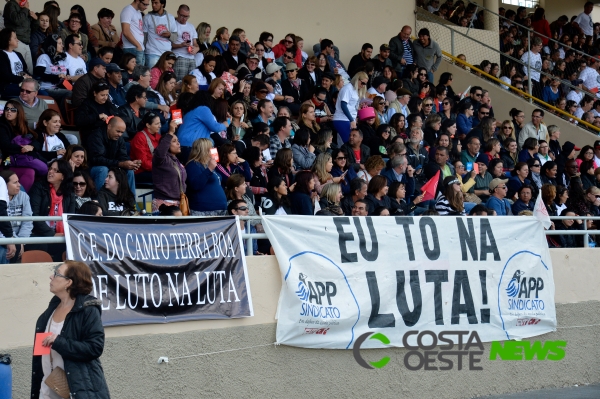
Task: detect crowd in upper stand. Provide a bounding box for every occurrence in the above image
[0,0,597,262]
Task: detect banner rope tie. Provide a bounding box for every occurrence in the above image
[160,342,276,363]
[557,323,600,329]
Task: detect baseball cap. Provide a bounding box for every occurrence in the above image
[88,58,108,69]
[380,44,390,51]
[106,63,123,73]
[594,140,600,149]
[489,177,508,190]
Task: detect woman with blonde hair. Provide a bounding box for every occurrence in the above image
[313,129,333,156]
[332,71,368,142]
[357,155,386,182]
[211,27,229,54]
[196,22,212,52]
[185,138,228,215]
[319,183,343,215]
[298,103,320,137]
[311,153,344,194]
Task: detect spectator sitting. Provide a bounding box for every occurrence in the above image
[150,51,176,90]
[357,107,378,148]
[130,113,177,184]
[117,85,150,141]
[342,128,370,173]
[388,180,423,215]
[518,137,542,163]
[177,91,227,156]
[365,175,392,214]
[34,34,72,113]
[269,116,293,159]
[87,116,138,197]
[0,28,32,98]
[123,65,170,114]
[318,183,344,215]
[0,100,48,191]
[60,12,89,62]
[185,138,228,216]
[297,104,321,142]
[215,143,252,189]
[260,176,292,215]
[77,201,104,216]
[28,159,76,261]
[456,101,474,140]
[435,176,466,216]
[291,128,316,171]
[17,78,48,129]
[352,199,369,216]
[486,177,512,216]
[97,166,137,216]
[106,63,127,107]
[72,170,97,210]
[155,71,178,107]
[2,0,34,73]
[71,56,106,107]
[512,184,535,214]
[1,170,32,262]
[340,177,367,215]
[331,148,359,195]
[226,174,261,229]
[357,154,385,182]
[381,155,416,197]
[157,204,182,216]
[120,53,137,85]
[228,199,259,254]
[507,162,531,201]
[555,208,583,248]
[242,145,268,196]
[518,109,548,151]
[35,109,70,163]
[75,82,118,141]
[151,130,186,214]
[289,170,315,215]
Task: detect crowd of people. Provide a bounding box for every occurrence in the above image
[422,1,600,131]
[0,0,596,265]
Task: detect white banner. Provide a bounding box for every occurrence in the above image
[262,216,556,349]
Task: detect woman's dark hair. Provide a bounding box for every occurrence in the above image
[119,52,136,70]
[438,72,453,86]
[97,7,115,19]
[159,204,182,216]
[372,206,389,216]
[523,137,538,151]
[576,145,594,161]
[186,90,215,114]
[403,64,418,79]
[555,185,568,201]
[293,128,311,146]
[73,170,97,198]
[511,161,528,177]
[488,158,504,178]
[136,111,160,132]
[580,159,595,174]
[243,146,262,166]
[407,96,422,114]
[267,176,291,209]
[64,145,88,170]
[91,81,109,95]
[63,260,93,298]
[126,84,146,104]
[389,113,406,133]
[213,55,229,78]
[53,159,74,196]
[0,28,15,50]
[1,100,34,138]
[518,183,534,197]
[509,108,522,119]
[388,180,406,200]
[107,166,134,208]
[0,170,16,186]
[35,109,61,137]
[294,170,314,194]
[458,100,473,114]
[70,5,89,35]
[441,118,456,133]
[199,55,216,83]
[541,160,557,176]
[332,147,349,171]
[213,98,229,123]
[97,46,114,58]
[77,201,103,215]
[273,148,293,174]
[367,175,388,195]
[218,143,236,167]
[376,124,391,142]
[567,176,586,207]
[259,31,273,45]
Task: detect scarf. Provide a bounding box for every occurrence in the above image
[48,185,64,233]
[41,34,67,65]
[289,78,301,90]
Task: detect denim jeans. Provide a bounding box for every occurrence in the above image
[145,54,161,68]
[90,166,137,199]
[123,48,145,66]
[0,245,7,264]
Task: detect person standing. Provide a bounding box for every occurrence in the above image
[573,2,595,37]
[31,261,110,399]
[2,0,34,73]
[143,0,177,68]
[521,37,543,99]
[389,25,415,77]
[121,0,148,66]
[172,4,199,81]
[518,109,549,150]
[412,28,441,83]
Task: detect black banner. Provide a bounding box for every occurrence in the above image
[64,215,253,326]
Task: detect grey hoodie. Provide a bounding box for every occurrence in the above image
[7,190,33,238]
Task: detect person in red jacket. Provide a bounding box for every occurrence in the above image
[272,33,303,67]
[531,8,552,46]
[129,112,176,184]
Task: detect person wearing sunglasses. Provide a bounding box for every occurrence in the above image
[272,33,301,68]
[72,169,97,210]
[330,148,358,195]
[228,199,260,254]
[298,55,322,93]
[457,86,483,114]
[485,177,512,216]
[59,13,90,62]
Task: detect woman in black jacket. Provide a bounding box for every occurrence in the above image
[29,159,76,260]
[0,28,31,97]
[260,176,292,215]
[281,63,309,115]
[32,260,110,399]
[297,56,322,96]
[74,82,119,141]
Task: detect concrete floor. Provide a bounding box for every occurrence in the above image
[478,384,600,399]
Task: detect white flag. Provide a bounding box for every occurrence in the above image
[533,189,552,229]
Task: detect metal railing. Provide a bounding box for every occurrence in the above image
[0,215,598,255]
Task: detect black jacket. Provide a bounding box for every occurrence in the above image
[118,104,149,141]
[341,142,370,173]
[297,67,322,97]
[36,132,70,163]
[74,99,119,138]
[32,294,110,399]
[0,50,29,93]
[86,127,129,168]
[29,181,77,237]
[281,79,310,106]
[222,50,246,72]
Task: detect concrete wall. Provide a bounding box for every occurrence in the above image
[1,250,600,398]
[25,0,413,68]
[437,60,600,147]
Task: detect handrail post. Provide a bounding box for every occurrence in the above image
[451,30,455,56]
[527,30,532,104]
[583,219,589,248]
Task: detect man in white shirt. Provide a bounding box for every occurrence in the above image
[521,37,543,98]
[593,140,600,167]
[172,4,199,81]
[64,34,87,80]
[121,0,148,66]
[574,95,594,119]
[143,0,177,67]
[573,2,595,37]
[567,79,584,104]
[578,56,600,95]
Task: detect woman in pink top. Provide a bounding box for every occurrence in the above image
[150,51,176,89]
